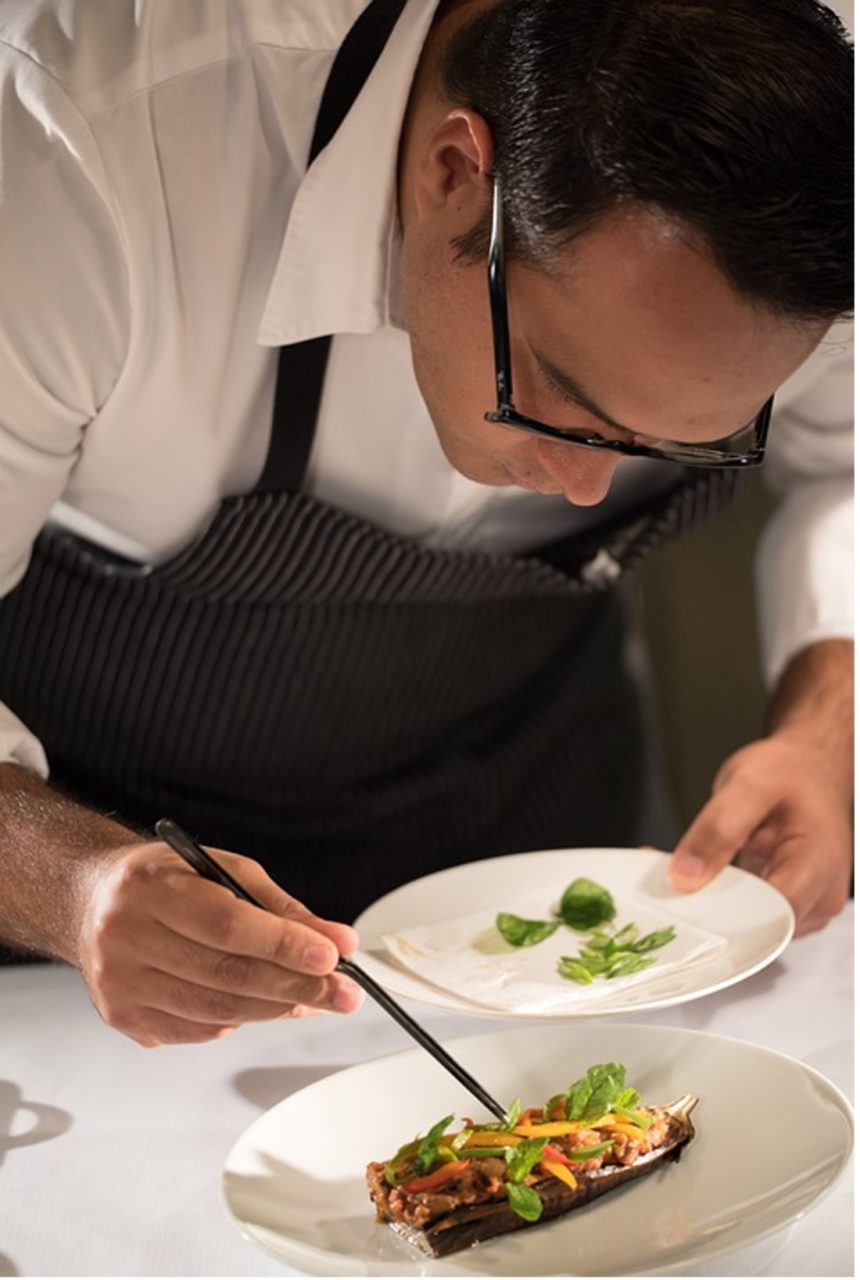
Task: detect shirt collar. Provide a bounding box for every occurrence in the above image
[257,0,439,347]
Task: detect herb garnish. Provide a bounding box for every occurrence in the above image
[506,1182,543,1221]
[505,1138,548,1184]
[416,1115,454,1174]
[502,1097,522,1131]
[496,913,559,947]
[564,1063,637,1123]
[559,921,677,984]
[559,878,616,931]
[494,875,677,987]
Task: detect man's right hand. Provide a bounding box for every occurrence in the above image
[76,841,365,1047]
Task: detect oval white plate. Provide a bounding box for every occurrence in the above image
[222,1022,852,1277]
[352,848,794,1018]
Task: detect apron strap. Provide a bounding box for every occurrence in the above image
[254,0,410,495]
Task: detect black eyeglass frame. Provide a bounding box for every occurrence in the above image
[483,174,772,469]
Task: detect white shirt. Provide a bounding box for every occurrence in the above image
[0,0,853,777]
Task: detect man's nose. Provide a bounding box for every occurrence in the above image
[536,439,621,506]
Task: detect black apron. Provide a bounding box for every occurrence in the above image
[0,0,742,924]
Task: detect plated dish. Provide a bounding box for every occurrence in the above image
[367,1062,697,1257]
[353,848,795,1018]
[221,1022,852,1277]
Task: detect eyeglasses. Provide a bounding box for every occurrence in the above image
[483,174,772,469]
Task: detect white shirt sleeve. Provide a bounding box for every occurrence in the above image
[755,322,854,688]
[0,44,129,774]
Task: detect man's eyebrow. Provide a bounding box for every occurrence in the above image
[530,345,638,439]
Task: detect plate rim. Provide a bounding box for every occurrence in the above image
[221,1021,853,1278]
[352,847,796,1019]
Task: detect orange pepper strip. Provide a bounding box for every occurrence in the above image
[402,1159,470,1194]
[539,1158,579,1192]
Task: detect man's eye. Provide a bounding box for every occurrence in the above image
[539,366,582,409]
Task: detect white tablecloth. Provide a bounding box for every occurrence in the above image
[0,905,853,1278]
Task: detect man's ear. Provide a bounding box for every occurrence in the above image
[412,109,494,218]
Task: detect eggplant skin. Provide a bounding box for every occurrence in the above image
[382,1098,697,1259]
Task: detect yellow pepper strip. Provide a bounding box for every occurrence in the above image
[539,1159,579,1193]
[513,1121,586,1138]
[462,1130,522,1149]
[515,1110,652,1139]
[608,1123,646,1140]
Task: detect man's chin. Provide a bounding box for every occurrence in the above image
[433,436,514,487]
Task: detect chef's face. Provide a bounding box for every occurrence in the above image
[398,113,826,506]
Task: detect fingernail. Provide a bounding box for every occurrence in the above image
[341,927,360,956]
[669,853,706,887]
[303,944,334,973]
[333,983,362,1014]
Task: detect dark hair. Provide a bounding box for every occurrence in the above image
[442,0,853,321]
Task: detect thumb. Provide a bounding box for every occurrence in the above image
[667,777,774,893]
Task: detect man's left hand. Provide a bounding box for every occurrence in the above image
[667,640,853,937]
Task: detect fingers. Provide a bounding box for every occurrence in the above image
[80,843,365,1048]
[212,851,359,958]
[764,836,850,937]
[141,861,350,978]
[142,920,363,1014]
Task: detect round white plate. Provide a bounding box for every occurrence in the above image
[352,848,794,1018]
[222,1022,853,1277]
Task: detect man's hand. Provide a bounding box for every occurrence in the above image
[0,763,364,1045]
[667,641,853,936]
[77,842,365,1046]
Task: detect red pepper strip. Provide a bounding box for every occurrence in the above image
[402,1159,470,1194]
[542,1144,577,1168]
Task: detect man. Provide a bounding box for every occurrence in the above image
[0,0,852,1046]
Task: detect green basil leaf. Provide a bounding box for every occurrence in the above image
[462,1146,515,1160]
[631,925,677,953]
[417,1114,454,1173]
[559,878,616,931]
[565,1063,627,1121]
[496,913,559,948]
[558,956,595,984]
[584,1064,628,1118]
[606,954,656,980]
[506,1182,543,1222]
[576,952,612,974]
[613,1087,641,1111]
[542,1092,566,1122]
[505,1138,548,1184]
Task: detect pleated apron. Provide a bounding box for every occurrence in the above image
[0,0,741,922]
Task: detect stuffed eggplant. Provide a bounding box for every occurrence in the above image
[366,1062,697,1258]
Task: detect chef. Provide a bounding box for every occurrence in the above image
[0,0,852,1046]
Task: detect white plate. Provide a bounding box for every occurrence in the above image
[222,1023,853,1277]
[352,848,794,1018]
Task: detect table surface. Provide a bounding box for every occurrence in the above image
[0,905,853,1278]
